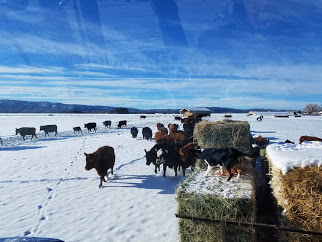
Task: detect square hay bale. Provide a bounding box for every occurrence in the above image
[194,120,254,154]
[268,158,322,241]
[176,171,256,242]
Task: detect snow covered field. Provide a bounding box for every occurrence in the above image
[0,113,321,241]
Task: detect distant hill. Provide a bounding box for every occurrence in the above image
[0,99,285,114]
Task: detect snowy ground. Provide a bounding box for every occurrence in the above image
[0,113,321,241]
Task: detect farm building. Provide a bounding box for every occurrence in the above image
[180,107,211,118]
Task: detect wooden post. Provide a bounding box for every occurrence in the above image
[221,220,227,242]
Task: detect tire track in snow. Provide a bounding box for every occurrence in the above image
[23,136,88,237]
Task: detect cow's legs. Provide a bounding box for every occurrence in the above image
[174,166,178,176]
[163,164,167,177]
[99,176,104,188]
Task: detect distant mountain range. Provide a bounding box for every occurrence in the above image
[0,99,286,114]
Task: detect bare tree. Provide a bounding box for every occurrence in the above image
[303,104,320,113]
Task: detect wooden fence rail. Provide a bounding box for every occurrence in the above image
[175,213,322,241]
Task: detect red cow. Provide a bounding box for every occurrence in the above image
[179,142,198,176]
[254,136,269,148]
[155,130,175,143]
[299,136,322,144]
[84,145,115,188]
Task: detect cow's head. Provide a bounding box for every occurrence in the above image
[84,152,94,170]
[191,149,202,159]
[40,126,44,131]
[145,148,157,165]
[15,128,18,135]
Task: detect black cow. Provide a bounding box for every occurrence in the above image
[15,127,37,140]
[84,122,97,132]
[0,138,2,146]
[155,147,181,176]
[142,127,152,140]
[102,120,112,128]
[145,142,182,174]
[73,127,82,134]
[130,127,138,138]
[174,116,182,121]
[118,120,127,128]
[40,125,57,137]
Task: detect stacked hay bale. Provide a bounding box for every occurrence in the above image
[176,173,256,242]
[176,120,257,241]
[269,161,322,241]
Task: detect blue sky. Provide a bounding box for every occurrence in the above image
[0,0,321,110]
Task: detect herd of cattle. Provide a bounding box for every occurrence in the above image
[2,115,322,188]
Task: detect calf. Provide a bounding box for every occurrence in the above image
[179,142,198,176]
[40,125,57,137]
[102,120,112,128]
[84,122,97,132]
[84,145,115,188]
[142,127,152,140]
[299,135,322,144]
[155,147,181,176]
[130,127,138,138]
[118,120,127,128]
[73,126,82,134]
[193,147,259,181]
[15,127,37,140]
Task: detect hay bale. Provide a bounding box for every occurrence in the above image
[194,120,253,154]
[176,171,256,242]
[269,157,322,241]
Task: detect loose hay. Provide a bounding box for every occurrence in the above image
[194,120,254,154]
[176,171,256,242]
[269,157,322,241]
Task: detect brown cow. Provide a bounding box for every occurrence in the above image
[254,136,269,148]
[156,123,165,131]
[84,145,115,188]
[179,142,198,176]
[168,123,178,136]
[155,131,175,143]
[299,136,322,144]
[172,133,189,143]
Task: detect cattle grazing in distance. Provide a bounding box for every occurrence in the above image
[140,115,147,119]
[102,120,112,128]
[84,145,115,188]
[84,122,97,132]
[285,139,294,144]
[118,120,127,128]
[0,137,2,146]
[40,125,57,137]
[16,127,37,140]
[299,135,322,144]
[130,127,138,138]
[257,115,264,121]
[142,127,152,140]
[174,116,182,121]
[73,127,82,134]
